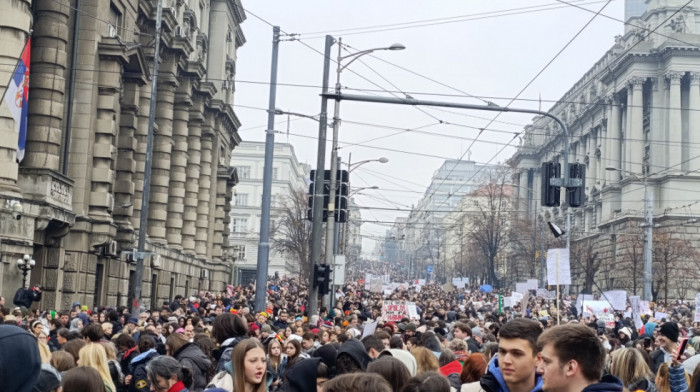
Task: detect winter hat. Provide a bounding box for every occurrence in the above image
[312,344,338,377]
[618,327,633,339]
[261,324,272,334]
[336,338,371,371]
[659,322,680,343]
[471,326,482,338]
[0,325,41,392]
[641,321,657,338]
[406,323,417,332]
[33,363,62,392]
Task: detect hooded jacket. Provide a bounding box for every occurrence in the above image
[128,349,159,392]
[336,338,372,373]
[0,325,41,392]
[173,343,211,392]
[213,336,246,373]
[479,356,544,392]
[628,378,659,392]
[581,374,624,392]
[281,357,321,392]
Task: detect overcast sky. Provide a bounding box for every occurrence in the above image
[234,0,627,253]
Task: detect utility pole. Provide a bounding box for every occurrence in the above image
[254,26,280,313]
[131,0,162,317]
[308,35,333,318]
[643,180,653,301]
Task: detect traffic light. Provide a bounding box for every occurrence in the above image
[541,162,561,207]
[335,182,348,223]
[307,170,330,222]
[313,264,332,295]
[567,163,586,208]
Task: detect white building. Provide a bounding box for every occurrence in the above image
[511,0,700,299]
[229,142,309,284]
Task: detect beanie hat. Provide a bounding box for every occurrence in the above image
[659,322,680,343]
[380,349,418,376]
[261,324,272,334]
[471,326,482,338]
[619,327,633,339]
[406,323,417,332]
[33,363,62,392]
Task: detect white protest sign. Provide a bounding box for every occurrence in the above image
[576,294,594,315]
[526,279,539,290]
[418,279,426,285]
[512,292,524,302]
[547,248,572,285]
[582,300,614,317]
[415,285,421,293]
[597,313,615,329]
[362,321,378,339]
[370,278,382,293]
[602,290,627,311]
[695,293,700,322]
[382,301,418,322]
[629,296,644,329]
[655,312,668,320]
[381,275,390,284]
[503,297,514,307]
[537,288,548,297]
[544,290,556,300]
[515,282,529,294]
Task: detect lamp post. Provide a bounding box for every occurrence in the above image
[322,39,403,309]
[605,166,652,301]
[17,254,36,288]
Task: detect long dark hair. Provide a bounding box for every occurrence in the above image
[212,313,248,344]
[146,356,193,389]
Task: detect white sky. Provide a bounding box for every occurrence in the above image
[234,0,627,252]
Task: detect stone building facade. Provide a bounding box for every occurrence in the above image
[511,0,700,299]
[0,0,245,311]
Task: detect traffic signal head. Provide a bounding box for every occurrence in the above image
[541,162,561,207]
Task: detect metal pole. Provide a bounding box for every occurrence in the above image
[333,156,342,255]
[131,0,162,316]
[308,35,334,318]
[643,180,653,301]
[323,38,343,310]
[254,26,281,313]
[540,219,547,288]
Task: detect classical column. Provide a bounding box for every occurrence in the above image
[0,0,31,195]
[587,129,597,189]
[628,78,645,175]
[667,72,683,170]
[149,56,178,243]
[182,96,204,255]
[24,0,68,170]
[114,78,142,241]
[650,77,664,171]
[132,83,152,232]
[607,95,621,183]
[213,168,228,263]
[195,126,214,258]
[688,73,700,172]
[166,82,192,249]
[89,55,121,221]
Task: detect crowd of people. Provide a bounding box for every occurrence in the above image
[0,274,699,392]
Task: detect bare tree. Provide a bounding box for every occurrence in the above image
[464,168,512,288]
[570,236,601,294]
[652,233,693,302]
[270,189,317,280]
[618,230,644,295]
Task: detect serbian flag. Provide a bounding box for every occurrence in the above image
[2,38,30,162]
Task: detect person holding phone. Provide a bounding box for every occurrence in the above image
[651,323,680,374]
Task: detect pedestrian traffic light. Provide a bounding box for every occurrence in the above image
[567,163,586,208]
[541,162,561,207]
[307,170,330,222]
[313,264,332,295]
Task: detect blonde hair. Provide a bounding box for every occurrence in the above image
[410,347,439,374]
[656,362,690,392]
[78,343,117,392]
[610,348,653,387]
[100,341,118,361]
[101,322,113,332]
[38,341,51,364]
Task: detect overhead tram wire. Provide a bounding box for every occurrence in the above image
[407,0,615,221]
[298,0,617,39]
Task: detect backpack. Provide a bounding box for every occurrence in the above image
[206,371,233,392]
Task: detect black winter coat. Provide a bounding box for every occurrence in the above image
[173,343,211,392]
[128,349,158,392]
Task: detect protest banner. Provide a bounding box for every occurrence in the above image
[695,293,700,322]
[547,248,572,285]
[382,301,419,322]
[602,290,627,311]
[526,279,539,290]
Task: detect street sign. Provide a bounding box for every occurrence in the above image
[427,265,433,273]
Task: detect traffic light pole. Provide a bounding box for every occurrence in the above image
[308,35,334,319]
[320,92,579,290]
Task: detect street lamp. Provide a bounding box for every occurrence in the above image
[17,254,36,288]
[321,39,404,309]
[605,166,652,301]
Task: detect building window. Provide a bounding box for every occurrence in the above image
[235,194,248,206]
[239,166,251,179]
[272,168,278,180]
[232,218,247,233]
[235,245,246,260]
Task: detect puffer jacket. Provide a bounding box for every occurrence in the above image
[172,343,211,392]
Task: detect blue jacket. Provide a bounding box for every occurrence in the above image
[480,356,544,392]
